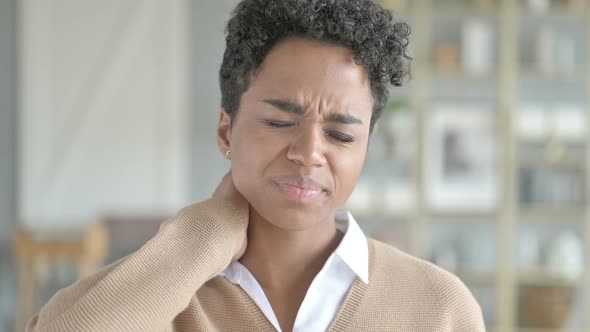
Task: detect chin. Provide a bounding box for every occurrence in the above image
[256,204,333,231]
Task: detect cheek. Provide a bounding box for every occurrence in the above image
[331,148,366,201]
[230,154,266,213]
[230,154,250,186]
[229,131,278,199]
[230,145,259,196]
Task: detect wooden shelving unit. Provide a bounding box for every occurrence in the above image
[344,0,590,331]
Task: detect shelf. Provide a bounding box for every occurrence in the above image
[520,8,586,20]
[350,209,498,223]
[416,5,587,21]
[518,157,586,170]
[519,68,586,83]
[518,205,586,224]
[518,328,588,332]
[378,0,409,12]
[431,70,498,82]
[381,0,590,329]
[456,269,496,285]
[518,269,580,287]
[347,210,414,222]
[518,157,586,171]
[430,210,497,222]
[432,8,498,20]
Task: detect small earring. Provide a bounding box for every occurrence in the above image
[225,149,231,159]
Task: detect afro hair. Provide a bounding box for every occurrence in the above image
[219,0,412,133]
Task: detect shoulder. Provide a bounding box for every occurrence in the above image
[368,238,468,291]
[367,239,486,331]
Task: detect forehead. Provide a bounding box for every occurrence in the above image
[244,37,374,118]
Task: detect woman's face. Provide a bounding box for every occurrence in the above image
[218,37,374,231]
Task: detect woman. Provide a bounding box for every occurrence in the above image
[27,0,486,331]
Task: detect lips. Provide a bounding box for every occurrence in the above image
[271,175,327,203]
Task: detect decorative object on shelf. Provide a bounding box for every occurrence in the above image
[544,230,584,281]
[519,166,584,205]
[517,105,586,207]
[553,104,586,143]
[427,104,497,211]
[381,98,412,163]
[358,97,414,218]
[517,104,547,142]
[519,285,574,328]
[461,18,494,76]
[434,43,460,73]
[542,105,585,165]
[517,231,542,270]
[566,0,585,10]
[518,103,586,145]
[533,24,579,77]
[368,98,411,165]
[527,0,551,14]
[473,0,494,10]
[542,137,567,164]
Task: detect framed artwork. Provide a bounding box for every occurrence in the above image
[426,103,498,211]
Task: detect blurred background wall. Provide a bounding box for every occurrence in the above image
[3,1,590,332]
[188,0,240,201]
[0,0,19,327]
[18,0,190,226]
[0,0,18,244]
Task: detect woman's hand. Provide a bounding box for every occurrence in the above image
[212,171,249,262]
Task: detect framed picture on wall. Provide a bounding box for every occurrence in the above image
[426,103,498,211]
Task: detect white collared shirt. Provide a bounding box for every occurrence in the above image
[219,210,369,332]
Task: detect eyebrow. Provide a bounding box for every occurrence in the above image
[261,99,364,125]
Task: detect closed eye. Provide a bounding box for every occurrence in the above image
[264,120,355,143]
[264,120,295,128]
[326,131,355,143]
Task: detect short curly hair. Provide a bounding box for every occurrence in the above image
[219,0,411,133]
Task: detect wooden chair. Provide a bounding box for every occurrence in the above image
[12,221,108,332]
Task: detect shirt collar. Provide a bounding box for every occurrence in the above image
[333,210,369,284]
[220,210,369,285]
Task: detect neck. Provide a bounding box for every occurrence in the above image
[239,209,342,290]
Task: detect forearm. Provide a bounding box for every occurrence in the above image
[26,198,245,332]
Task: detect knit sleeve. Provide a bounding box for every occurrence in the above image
[25,198,246,332]
[422,263,487,332]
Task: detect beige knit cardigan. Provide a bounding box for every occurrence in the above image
[26,199,486,331]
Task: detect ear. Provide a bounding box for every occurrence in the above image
[217,109,232,157]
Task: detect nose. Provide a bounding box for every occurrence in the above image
[286,125,327,168]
